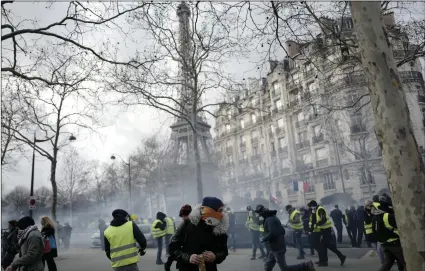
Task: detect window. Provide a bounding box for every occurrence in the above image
[226,140,231,147]
[251,130,258,139]
[253,146,258,155]
[298,131,307,142]
[315,148,327,160]
[251,114,257,124]
[361,169,376,185]
[276,99,282,109]
[297,111,304,121]
[343,169,350,180]
[305,177,315,192]
[240,135,246,143]
[240,119,245,129]
[302,153,312,164]
[305,63,313,72]
[226,124,231,132]
[324,173,336,190]
[241,151,247,160]
[227,110,232,120]
[271,141,276,152]
[227,155,233,163]
[277,118,284,128]
[252,98,257,106]
[346,19,353,29]
[270,124,275,132]
[279,137,286,148]
[313,125,321,136]
[273,82,280,92]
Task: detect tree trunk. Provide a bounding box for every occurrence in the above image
[193,118,203,203]
[50,159,58,221]
[351,2,425,270]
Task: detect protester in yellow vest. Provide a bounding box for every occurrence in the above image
[103,209,147,270]
[164,216,175,257]
[308,200,346,267]
[285,205,305,259]
[246,206,266,260]
[151,212,167,265]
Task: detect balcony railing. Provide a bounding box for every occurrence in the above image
[296,140,310,150]
[240,142,246,150]
[251,138,259,146]
[399,71,424,84]
[418,95,425,103]
[350,124,366,134]
[295,120,306,128]
[316,158,328,167]
[325,74,367,93]
[313,133,324,143]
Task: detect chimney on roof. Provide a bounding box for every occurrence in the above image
[382,12,395,28]
[285,40,301,58]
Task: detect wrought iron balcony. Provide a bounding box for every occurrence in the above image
[302,92,311,101]
[399,71,424,84]
[275,127,285,135]
[350,124,366,134]
[312,133,324,143]
[226,147,233,154]
[295,120,306,128]
[251,138,259,146]
[239,142,246,150]
[418,95,425,103]
[316,158,328,167]
[296,140,310,150]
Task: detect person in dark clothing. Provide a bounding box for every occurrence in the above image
[329,205,344,244]
[40,216,58,271]
[226,207,236,252]
[355,206,365,247]
[308,200,346,267]
[98,219,108,251]
[246,205,266,260]
[346,206,357,247]
[1,220,19,269]
[62,222,72,249]
[167,196,229,271]
[300,208,314,256]
[56,221,63,248]
[153,212,167,265]
[255,205,315,271]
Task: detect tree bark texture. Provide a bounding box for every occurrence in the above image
[50,159,58,221]
[351,2,425,270]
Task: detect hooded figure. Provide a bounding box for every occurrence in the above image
[153,212,167,265]
[98,219,107,250]
[167,196,229,271]
[255,205,315,271]
[7,217,44,271]
[1,220,19,269]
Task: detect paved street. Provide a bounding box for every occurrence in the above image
[57,247,387,271]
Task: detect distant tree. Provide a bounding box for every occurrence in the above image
[34,186,53,208]
[4,185,30,211]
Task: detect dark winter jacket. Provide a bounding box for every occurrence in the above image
[329,208,344,227]
[104,218,147,260]
[5,227,19,254]
[302,211,311,232]
[355,206,365,225]
[346,209,357,228]
[62,225,72,237]
[11,229,44,271]
[227,212,235,232]
[364,209,377,243]
[168,206,229,271]
[154,212,167,231]
[260,210,286,252]
[41,225,57,258]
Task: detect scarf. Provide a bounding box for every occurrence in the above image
[17,225,38,246]
[201,206,223,226]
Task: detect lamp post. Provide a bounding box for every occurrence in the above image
[110,154,131,203]
[29,133,76,218]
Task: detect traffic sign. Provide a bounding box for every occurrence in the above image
[29,197,36,210]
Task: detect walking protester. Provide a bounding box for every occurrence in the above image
[152,212,167,265]
[165,204,192,271]
[254,205,315,271]
[41,216,58,271]
[300,207,314,256]
[6,216,44,271]
[329,205,344,244]
[99,219,108,251]
[308,200,346,267]
[62,222,73,249]
[1,220,19,270]
[285,205,305,259]
[371,200,406,271]
[226,207,236,252]
[168,196,229,271]
[364,200,384,263]
[355,205,365,247]
[246,205,266,260]
[164,215,176,257]
[56,221,63,247]
[104,209,147,271]
[346,206,358,247]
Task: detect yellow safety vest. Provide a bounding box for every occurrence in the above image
[289,210,303,230]
[246,214,260,231]
[344,213,349,227]
[364,221,373,235]
[309,214,320,232]
[259,224,264,232]
[165,217,175,235]
[152,220,166,238]
[383,213,399,243]
[104,221,139,268]
[315,206,332,230]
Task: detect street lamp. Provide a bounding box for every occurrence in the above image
[110,154,131,201]
[29,133,76,218]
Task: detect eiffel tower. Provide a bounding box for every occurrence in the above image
[164,2,220,210]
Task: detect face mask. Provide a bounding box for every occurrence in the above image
[201,206,223,226]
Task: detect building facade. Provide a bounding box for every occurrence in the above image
[214,13,425,207]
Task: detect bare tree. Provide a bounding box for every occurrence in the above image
[57,147,89,222]
[4,185,30,211]
[34,186,53,208]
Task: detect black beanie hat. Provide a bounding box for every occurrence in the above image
[17,216,35,230]
[112,209,129,218]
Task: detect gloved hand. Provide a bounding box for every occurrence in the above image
[138,249,146,256]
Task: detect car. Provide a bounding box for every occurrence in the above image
[91,223,156,248]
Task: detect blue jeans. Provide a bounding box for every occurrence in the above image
[292,230,305,257]
[375,242,384,264]
[156,237,163,263]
